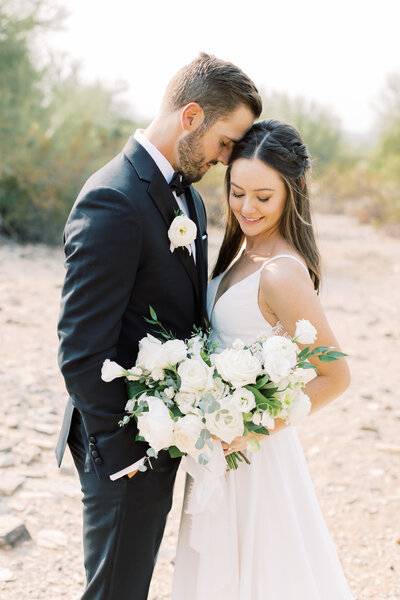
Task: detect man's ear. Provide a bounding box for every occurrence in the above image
[180,102,205,132]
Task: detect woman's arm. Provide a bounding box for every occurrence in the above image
[223,260,350,454]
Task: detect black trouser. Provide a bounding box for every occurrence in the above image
[68,412,180,600]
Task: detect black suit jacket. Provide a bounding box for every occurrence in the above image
[56,136,208,479]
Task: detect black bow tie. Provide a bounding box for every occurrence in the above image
[169,172,190,197]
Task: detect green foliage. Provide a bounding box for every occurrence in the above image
[0,0,137,243]
[261,92,350,176]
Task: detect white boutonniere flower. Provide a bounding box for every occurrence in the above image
[168,213,197,255]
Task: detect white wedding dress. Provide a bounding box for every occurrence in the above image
[172,255,354,600]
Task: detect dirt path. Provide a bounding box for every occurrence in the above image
[0,214,399,599]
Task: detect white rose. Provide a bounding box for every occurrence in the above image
[126,366,143,381]
[261,410,275,430]
[214,348,262,389]
[187,335,204,358]
[294,319,317,344]
[151,368,165,381]
[205,397,244,444]
[168,214,197,254]
[232,338,245,350]
[136,334,169,371]
[125,398,136,412]
[256,325,274,342]
[286,390,311,425]
[136,397,175,452]
[173,414,204,455]
[178,358,214,396]
[232,388,256,413]
[264,351,292,383]
[175,391,197,415]
[252,412,262,426]
[164,339,187,366]
[164,386,175,400]
[101,359,125,382]
[262,336,298,368]
[288,367,314,386]
[209,377,229,401]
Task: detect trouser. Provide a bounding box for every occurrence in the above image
[68,411,180,600]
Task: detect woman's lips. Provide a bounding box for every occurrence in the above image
[240,215,264,224]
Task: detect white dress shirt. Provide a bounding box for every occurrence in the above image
[110,131,197,480]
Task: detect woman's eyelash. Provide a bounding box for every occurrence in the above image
[231,191,270,203]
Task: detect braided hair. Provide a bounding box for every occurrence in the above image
[212,119,321,291]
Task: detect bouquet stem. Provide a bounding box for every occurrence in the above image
[226,450,251,470]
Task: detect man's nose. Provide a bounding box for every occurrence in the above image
[217,146,233,166]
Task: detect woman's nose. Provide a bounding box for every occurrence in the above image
[241,195,257,215]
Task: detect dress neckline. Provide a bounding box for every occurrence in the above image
[211,253,309,315]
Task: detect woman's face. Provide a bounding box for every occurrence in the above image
[229,158,287,239]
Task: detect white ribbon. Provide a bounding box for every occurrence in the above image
[181,441,227,553]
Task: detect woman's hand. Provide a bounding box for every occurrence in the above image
[220,432,266,456]
[219,418,289,455]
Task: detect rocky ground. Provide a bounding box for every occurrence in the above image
[0,214,399,599]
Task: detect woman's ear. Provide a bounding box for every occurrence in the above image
[180,102,205,132]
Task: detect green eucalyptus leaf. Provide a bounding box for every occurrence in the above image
[168,445,185,458]
[318,354,338,362]
[326,350,347,358]
[195,437,205,450]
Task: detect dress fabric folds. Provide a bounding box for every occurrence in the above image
[172,257,354,599]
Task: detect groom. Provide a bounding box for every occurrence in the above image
[56,52,261,599]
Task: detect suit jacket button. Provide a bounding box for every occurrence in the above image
[91,450,99,458]
[94,457,103,466]
[89,436,96,443]
[89,443,96,451]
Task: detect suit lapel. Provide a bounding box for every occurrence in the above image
[123,136,200,300]
[186,188,207,321]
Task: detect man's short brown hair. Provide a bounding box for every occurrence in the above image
[162,52,262,125]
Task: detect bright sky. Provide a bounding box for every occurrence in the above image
[46,0,400,136]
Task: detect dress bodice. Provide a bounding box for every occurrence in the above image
[207,254,310,349]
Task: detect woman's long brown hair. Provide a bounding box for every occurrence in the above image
[211,119,321,292]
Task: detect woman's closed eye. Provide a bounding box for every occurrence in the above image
[257,196,271,203]
[232,191,244,198]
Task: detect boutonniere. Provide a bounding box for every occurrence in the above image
[168,211,197,255]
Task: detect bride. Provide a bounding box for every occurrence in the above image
[172,119,354,599]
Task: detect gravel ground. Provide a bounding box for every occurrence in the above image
[0,214,399,599]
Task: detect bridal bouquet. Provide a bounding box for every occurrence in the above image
[101,308,345,471]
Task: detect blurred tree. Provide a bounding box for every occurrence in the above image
[0,0,137,243]
[260,92,353,175]
[374,73,400,183]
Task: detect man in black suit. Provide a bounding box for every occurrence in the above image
[56,53,261,599]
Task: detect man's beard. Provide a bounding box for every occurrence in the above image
[177,127,215,184]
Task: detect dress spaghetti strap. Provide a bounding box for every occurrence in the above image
[260,254,309,275]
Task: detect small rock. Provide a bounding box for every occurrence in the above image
[32,423,56,436]
[37,529,68,549]
[376,443,400,454]
[0,476,24,496]
[0,443,13,453]
[0,569,15,582]
[0,455,16,468]
[0,515,31,548]
[360,426,379,433]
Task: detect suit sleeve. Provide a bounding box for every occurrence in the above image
[58,186,145,478]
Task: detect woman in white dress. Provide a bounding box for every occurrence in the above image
[172,119,354,599]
